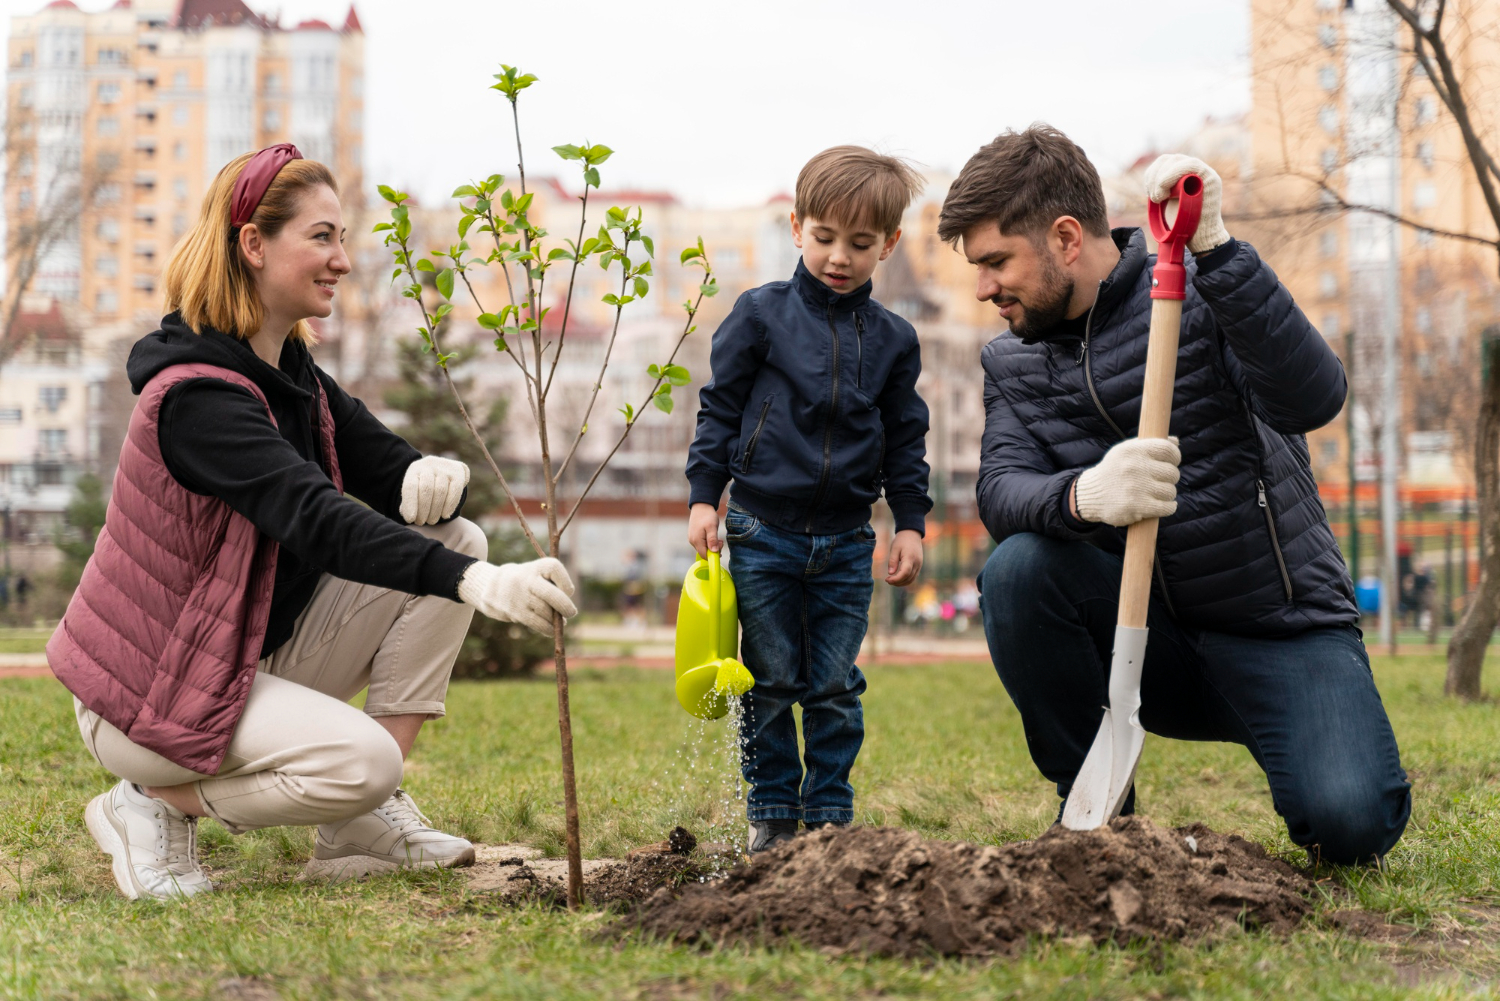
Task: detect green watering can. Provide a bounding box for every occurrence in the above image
[674,550,755,719]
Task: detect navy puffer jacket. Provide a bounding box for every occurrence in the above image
[978,228,1357,636]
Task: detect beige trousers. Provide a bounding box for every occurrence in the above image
[75,517,488,834]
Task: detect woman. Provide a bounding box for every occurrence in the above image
[47,144,578,900]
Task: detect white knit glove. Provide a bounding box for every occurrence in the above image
[1075,437,1181,527]
[458,558,578,634]
[1143,153,1230,255]
[400,455,470,525]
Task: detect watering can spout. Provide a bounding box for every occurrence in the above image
[674,549,754,719]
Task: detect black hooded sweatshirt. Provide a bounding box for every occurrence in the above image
[126,314,478,658]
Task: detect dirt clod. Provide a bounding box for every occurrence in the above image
[627,817,1313,957]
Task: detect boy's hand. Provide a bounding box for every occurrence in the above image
[885,529,923,586]
[688,503,723,558]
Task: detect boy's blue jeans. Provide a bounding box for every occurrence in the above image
[726,504,873,825]
[979,533,1411,865]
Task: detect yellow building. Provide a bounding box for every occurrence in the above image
[5,0,365,338]
[1246,0,1500,488]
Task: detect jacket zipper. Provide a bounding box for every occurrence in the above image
[742,396,773,473]
[806,304,841,532]
[1257,478,1295,601]
[854,313,865,389]
[1080,280,1177,617]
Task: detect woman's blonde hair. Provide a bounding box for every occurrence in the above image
[163,152,339,344]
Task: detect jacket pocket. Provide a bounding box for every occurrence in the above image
[741,395,774,475]
[1257,478,1295,602]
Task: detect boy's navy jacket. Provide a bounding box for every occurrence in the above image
[687,260,933,536]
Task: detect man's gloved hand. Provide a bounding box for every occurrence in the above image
[1075,437,1181,527]
[457,558,578,635]
[1143,153,1230,255]
[400,456,470,525]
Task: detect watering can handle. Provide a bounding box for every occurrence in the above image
[708,550,721,652]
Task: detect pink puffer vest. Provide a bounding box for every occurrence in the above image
[47,362,343,774]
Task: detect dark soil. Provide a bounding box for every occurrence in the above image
[625,817,1315,957]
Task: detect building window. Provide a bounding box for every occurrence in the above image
[38,387,66,413]
[173,69,189,89]
[1322,312,1341,336]
[95,289,118,314]
[172,213,187,237]
[97,48,127,66]
[1318,24,1337,48]
[39,429,67,456]
[1321,440,1339,464]
[0,409,21,425]
[18,85,33,108]
[1319,272,1339,299]
[134,243,156,263]
[1414,96,1437,126]
[173,140,187,161]
[1318,104,1339,135]
[1320,230,1338,258]
[173,104,189,126]
[96,115,120,137]
[14,153,32,178]
[1320,146,1339,172]
[1318,64,1338,91]
[1416,228,1435,247]
[1416,140,1435,168]
[17,189,32,210]
[18,51,32,68]
[96,184,122,206]
[1416,307,1433,333]
[97,218,120,242]
[1412,181,1437,209]
[133,275,156,292]
[264,72,280,91]
[263,107,281,131]
[94,254,118,277]
[97,81,120,103]
[173,177,188,201]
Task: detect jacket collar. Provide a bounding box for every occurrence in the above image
[1089,228,1148,327]
[793,258,871,313]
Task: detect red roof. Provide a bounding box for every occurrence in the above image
[342,4,362,32]
[44,1,80,9]
[767,192,793,204]
[173,0,269,28]
[296,17,333,29]
[10,301,70,343]
[111,0,132,8]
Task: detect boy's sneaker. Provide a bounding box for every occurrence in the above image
[747,819,799,854]
[84,780,213,901]
[303,788,475,882]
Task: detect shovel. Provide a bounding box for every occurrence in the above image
[1060,173,1204,831]
[674,550,755,720]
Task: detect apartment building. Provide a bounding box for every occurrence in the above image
[1246,0,1500,487]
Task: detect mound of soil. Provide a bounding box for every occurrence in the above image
[628,817,1313,957]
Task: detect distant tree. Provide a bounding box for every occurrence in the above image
[56,473,105,590]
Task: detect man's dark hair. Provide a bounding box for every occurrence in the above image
[937,124,1110,245]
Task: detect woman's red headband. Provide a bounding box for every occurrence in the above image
[230,143,302,230]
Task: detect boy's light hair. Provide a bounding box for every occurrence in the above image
[795,146,924,237]
[163,152,339,345]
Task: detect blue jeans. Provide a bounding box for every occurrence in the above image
[980,533,1411,865]
[727,505,873,824]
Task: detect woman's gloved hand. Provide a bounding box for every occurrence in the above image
[400,456,470,525]
[1074,437,1181,527]
[457,558,578,635]
[1143,153,1230,255]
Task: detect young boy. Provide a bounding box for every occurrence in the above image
[685,146,932,853]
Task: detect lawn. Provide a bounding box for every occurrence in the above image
[2,655,1499,999]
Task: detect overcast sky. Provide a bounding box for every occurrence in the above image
[6,0,1252,206]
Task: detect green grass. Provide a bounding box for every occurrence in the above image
[2,656,1499,999]
[0,628,53,655]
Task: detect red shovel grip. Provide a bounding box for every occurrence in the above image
[1147,173,1204,301]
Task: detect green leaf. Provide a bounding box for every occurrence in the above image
[652,390,674,414]
[584,144,614,165]
[458,215,475,238]
[680,247,702,263]
[619,402,636,424]
[664,364,691,386]
[552,143,583,161]
[548,247,574,261]
[583,167,600,189]
[602,293,620,306]
[433,303,454,322]
[633,276,649,298]
[500,190,514,210]
[474,198,491,214]
[378,184,398,203]
[607,206,626,223]
[493,336,508,351]
[452,184,478,198]
[372,222,392,233]
[701,281,719,297]
[436,268,455,300]
[647,363,662,379]
[641,235,655,258]
[415,258,435,273]
[477,313,502,330]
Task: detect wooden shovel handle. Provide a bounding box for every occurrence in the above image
[1118,297,1183,630]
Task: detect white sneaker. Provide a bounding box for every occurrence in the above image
[303,789,475,882]
[84,780,213,901]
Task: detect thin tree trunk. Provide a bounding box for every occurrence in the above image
[1446,330,1500,697]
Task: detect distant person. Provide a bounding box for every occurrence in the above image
[621,548,648,628]
[946,126,1409,864]
[687,146,933,853]
[14,574,28,607]
[0,575,11,609]
[47,144,579,901]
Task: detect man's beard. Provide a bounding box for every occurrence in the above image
[1005,251,1075,341]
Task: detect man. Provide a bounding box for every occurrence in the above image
[941,125,1409,865]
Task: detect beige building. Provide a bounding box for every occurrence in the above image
[5,0,365,341]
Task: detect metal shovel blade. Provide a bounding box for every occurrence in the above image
[1061,625,1149,830]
